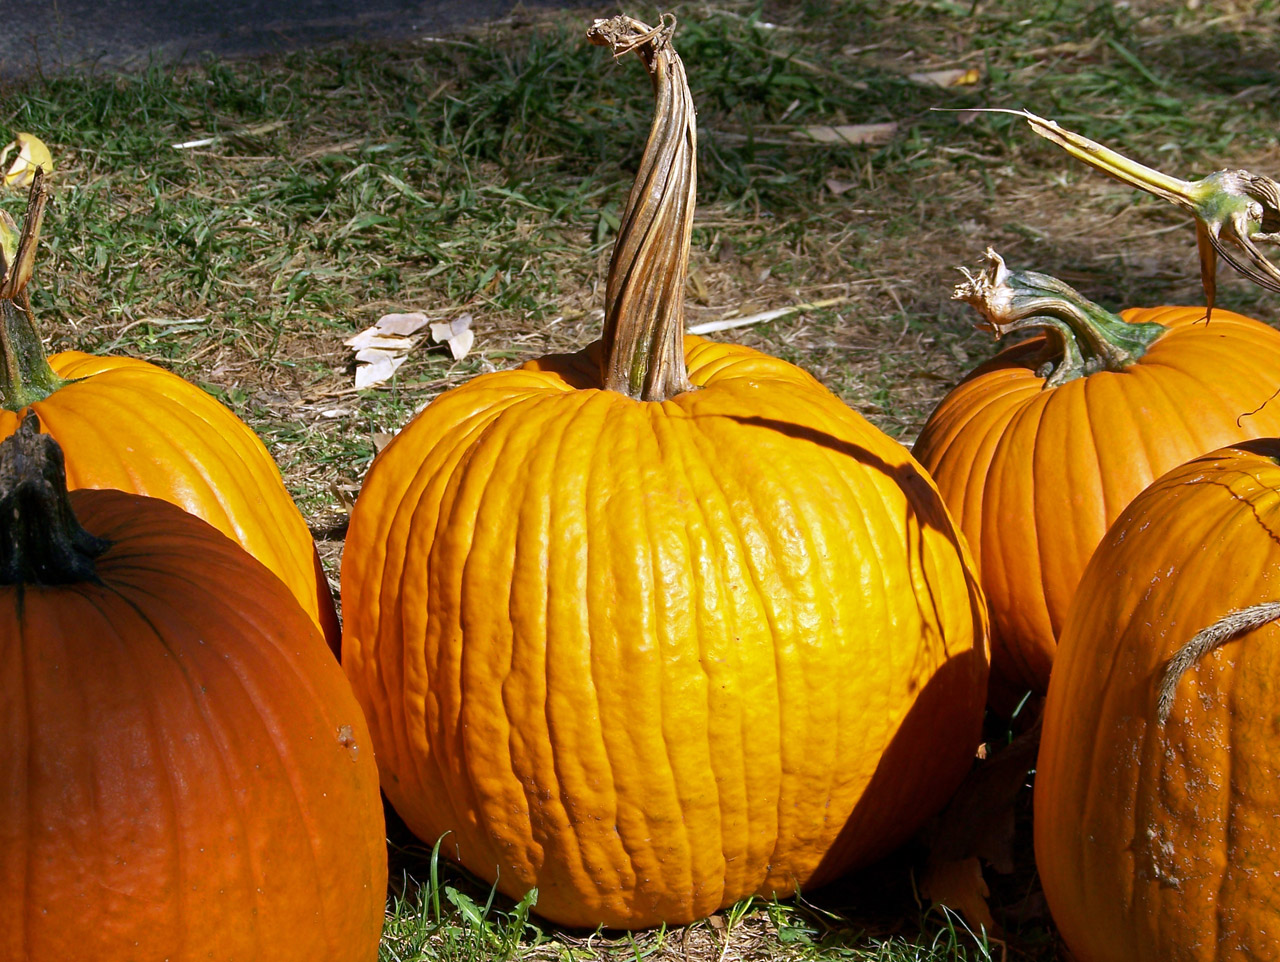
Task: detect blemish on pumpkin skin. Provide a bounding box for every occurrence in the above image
[337,724,359,759]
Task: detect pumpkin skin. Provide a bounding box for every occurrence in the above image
[341,335,989,929]
[1035,440,1280,962]
[914,304,1280,698]
[0,485,386,962]
[0,350,341,652]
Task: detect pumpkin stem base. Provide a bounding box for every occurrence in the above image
[954,248,1165,388]
[0,414,109,586]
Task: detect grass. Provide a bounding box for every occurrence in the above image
[2,0,1279,958]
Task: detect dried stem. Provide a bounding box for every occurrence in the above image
[953,248,1164,388]
[587,14,695,401]
[1157,601,1280,723]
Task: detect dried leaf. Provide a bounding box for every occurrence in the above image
[920,856,997,934]
[430,312,473,344]
[908,67,981,88]
[930,718,1041,872]
[354,345,407,363]
[376,311,431,336]
[445,327,475,360]
[792,122,898,146]
[354,353,407,389]
[344,329,415,351]
[1,134,53,189]
[431,312,475,360]
[328,481,358,512]
[825,177,857,196]
[918,716,1043,936]
[687,267,711,304]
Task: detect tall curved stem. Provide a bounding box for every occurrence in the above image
[588,15,696,401]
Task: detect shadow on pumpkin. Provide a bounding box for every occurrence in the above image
[717,415,989,892]
[725,413,989,691]
[806,636,989,891]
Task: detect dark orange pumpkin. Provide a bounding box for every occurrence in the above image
[913,249,1280,702]
[340,16,988,929]
[1036,439,1280,961]
[0,416,386,961]
[0,173,339,651]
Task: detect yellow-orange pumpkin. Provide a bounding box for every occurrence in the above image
[0,417,386,961]
[1036,439,1280,961]
[913,250,1280,702]
[341,16,988,929]
[0,172,339,650]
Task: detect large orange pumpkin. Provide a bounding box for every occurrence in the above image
[1035,439,1280,961]
[0,173,339,650]
[0,416,386,962]
[913,249,1280,701]
[340,16,988,929]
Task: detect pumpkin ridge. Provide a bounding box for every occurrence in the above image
[453,394,583,890]
[510,391,607,903]
[1127,358,1234,461]
[1077,370,1145,544]
[674,398,786,892]
[1035,384,1100,645]
[650,402,743,909]
[106,551,380,955]
[539,394,598,895]
[580,391,654,910]
[357,416,482,837]
[619,395,703,913]
[700,420,802,881]
[95,584,272,952]
[89,590,198,955]
[1136,339,1280,432]
[984,391,1054,684]
[927,381,1031,577]
[627,403,694,909]
[648,403,746,899]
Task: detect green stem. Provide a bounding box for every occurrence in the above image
[954,248,1165,388]
[0,170,66,410]
[587,14,695,402]
[0,414,110,586]
[1009,109,1280,317]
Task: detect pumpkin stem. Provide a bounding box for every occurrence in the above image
[0,169,65,411]
[954,248,1165,388]
[587,14,695,401]
[0,413,110,586]
[1157,601,1280,723]
[997,108,1280,321]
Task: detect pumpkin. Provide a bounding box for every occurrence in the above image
[340,16,988,930]
[0,415,386,961]
[1035,439,1280,961]
[912,248,1280,703]
[0,172,340,651]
